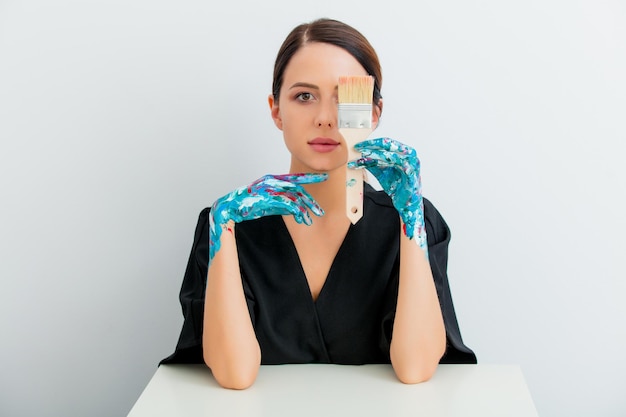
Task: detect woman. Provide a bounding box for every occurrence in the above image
[161,17,476,389]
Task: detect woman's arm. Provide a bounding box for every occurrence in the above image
[202,173,326,389]
[203,222,261,390]
[389,234,446,384]
[348,138,446,383]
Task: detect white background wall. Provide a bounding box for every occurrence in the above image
[1,1,624,416]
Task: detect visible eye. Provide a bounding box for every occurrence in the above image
[295,92,315,102]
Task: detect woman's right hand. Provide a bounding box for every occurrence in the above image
[209,173,327,263]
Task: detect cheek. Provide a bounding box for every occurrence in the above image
[280,107,308,131]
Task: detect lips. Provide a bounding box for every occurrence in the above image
[308,137,340,153]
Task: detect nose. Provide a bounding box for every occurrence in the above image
[315,101,337,128]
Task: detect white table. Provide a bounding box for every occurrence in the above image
[128,363,538,417]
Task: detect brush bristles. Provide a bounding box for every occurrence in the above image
[338,75,374,104]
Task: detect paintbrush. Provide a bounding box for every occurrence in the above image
[338,75,374,224]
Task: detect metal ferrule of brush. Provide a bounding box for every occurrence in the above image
[338,104,372,129]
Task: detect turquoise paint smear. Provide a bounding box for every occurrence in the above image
[209,173,327,263]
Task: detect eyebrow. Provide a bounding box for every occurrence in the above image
[288,82,320,90]
[288,82,339,91]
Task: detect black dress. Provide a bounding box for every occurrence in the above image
[161,184,476,365]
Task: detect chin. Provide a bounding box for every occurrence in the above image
[313,165,345,175]
[293,160,344,174]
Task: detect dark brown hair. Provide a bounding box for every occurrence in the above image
[272,18,383,112]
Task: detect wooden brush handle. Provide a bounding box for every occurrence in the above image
[343,129,368,224]
[346,148,364,224]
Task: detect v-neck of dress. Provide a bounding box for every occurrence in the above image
[277,216,354,305]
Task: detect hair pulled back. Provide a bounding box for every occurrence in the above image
[272,18,383,111]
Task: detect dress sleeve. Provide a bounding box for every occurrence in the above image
[424,198,477,364]
[159,208,211,364]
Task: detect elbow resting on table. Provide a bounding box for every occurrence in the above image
[204,353,261,390]
[393,363,437,384]
[390,346,444,384]
[204,359,259,390]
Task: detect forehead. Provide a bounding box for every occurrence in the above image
[282,42,368,87]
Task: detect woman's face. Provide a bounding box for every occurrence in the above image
[269,42,379,174]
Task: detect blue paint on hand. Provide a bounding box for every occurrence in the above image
[209,173,327,263]
[348,137,428,257]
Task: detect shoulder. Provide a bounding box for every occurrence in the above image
[193,206,211,225]
[423,198,451,246]
[364,182,451,245]
[364,183,449,227]
[363,182,394,208]
[192,207,211,238]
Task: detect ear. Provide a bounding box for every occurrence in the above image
[371,98,383,130]
[268,94,283,131]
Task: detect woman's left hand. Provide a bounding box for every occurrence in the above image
[348,137,428,256]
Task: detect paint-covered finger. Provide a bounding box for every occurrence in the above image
[290,188,325,218]
[347,155,398,170]
[274,199,315,225]
[274,173,328,185]
[264,189,323,223]
[354,138,415,156]
[252,181,324,219]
